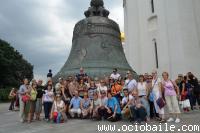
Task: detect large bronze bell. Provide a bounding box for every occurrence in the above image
[54,0,136,79]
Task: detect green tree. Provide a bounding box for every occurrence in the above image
[0,39,33,88]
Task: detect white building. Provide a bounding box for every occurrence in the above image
[123,0,200,79]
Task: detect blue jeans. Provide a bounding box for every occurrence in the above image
[43,102,53,119]
[140,97,150,117]
[56,112,62,123]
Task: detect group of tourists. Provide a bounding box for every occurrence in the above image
[8,68,200,124]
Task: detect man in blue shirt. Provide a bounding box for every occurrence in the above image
[69,91,82,118]
[18,78,29,122]
[106,91,121,122]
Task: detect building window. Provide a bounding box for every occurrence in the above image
[151,0,155,13]
[153,39,159,68]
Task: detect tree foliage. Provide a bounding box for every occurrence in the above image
[0,39,33,88]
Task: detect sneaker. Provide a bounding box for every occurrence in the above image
[44,118,49,122]
[167,117,174,122]
[175,118,180,123]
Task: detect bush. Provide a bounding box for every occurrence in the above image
[0,87,15,102]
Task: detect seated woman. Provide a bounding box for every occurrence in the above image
[106,91,121,122]
[91,92,101,119]
[129,90,147,124]
[80,92,92,118]
[97,90,108,120]
[51,94,67,123]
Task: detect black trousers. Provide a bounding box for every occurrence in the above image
[9,99,15,110]
[190,94,200,109]
[98,107,111,119]
[43,102,53,119]
[98,107,121,122]
[149,100,159,118]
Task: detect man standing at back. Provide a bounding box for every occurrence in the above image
[110,68,121,81]
[124,72,137,93]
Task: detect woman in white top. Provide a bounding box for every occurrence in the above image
[51,95,67,123]
[97,80,108,96]
[91,92,101,119]
[43,85,54,121]
[151,70,165,122]
[137,75,150,121]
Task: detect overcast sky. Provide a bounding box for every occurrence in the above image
[0,0,124,81]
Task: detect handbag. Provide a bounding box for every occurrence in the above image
[8,95,14,100]
[22,95,30,103]
[53,112,58,122]
[156,97,165,109]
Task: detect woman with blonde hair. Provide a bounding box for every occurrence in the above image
[137,75,150,121]
[23,83,35,123]
[51,94,67,123]
[28,82,38,123]
[151,70,165,122]
[162,72,181,123]
[80,92,92,118]
[91,92,101,119]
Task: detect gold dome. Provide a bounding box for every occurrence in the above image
[121,32,125,42]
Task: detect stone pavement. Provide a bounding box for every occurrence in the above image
[0,103,200,133]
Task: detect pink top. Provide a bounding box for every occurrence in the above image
[163,80,176,96]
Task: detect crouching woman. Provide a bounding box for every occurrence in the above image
[130,90,147,124]
[51,94,67,123]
